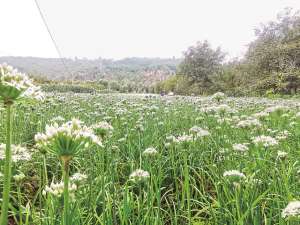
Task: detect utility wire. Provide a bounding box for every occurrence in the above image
[33,0,74,80]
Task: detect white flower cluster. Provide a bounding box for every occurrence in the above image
[0,144,31,162]
[173,133,194,144]
[253,111,269,118]
[43,181,77,197]
[276,130,289,140]
[203,104,233,114]
[143,147,158,156]
[189,126,210,137]
[24,85,44,101]
[50,116,65,123]
[282,201,300,218]
[236,118,261,128]
[277,150,288,160]
[211,92,226,101]
[70,172,87,184]
[0,63,44,101]
[13,173,26,182]
[223,170,246,179]
[232,143,249,152]
[129,169,150,181]
[252,135,278,147]
[245,177,262,186]
[35,119,102,146]
[92,121,114,137]
[165,131,209,146]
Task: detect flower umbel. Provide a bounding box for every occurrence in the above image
[143,147,158,156]
[92,121,114,138]
[252,135,278,147]
[129,169,150,182]
[0,63,43,103]
[282,201,300,218]
[35,118,102,157]
[223,170,246,180]
[43,181,77,198]
[0,144,31,162]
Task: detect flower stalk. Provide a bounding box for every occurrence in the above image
[17,184,23,225]
[62,155,71,225]
[43,154,48,185]
[0,102,13,225]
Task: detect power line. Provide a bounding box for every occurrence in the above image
[33,0,74,79]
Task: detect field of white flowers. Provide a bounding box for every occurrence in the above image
[1,65,300,224]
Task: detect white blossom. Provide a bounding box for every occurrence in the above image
[252,135,278,147]
[143,147,158,156]
[232,143,249,152]
[13,173,25,182]
[43,181,77,197]
[223,170,246,179]
[129,169,150,181]
[237,118,261,128]
[189,126,210,137]
[70,172,87,184]
[277,151,288,160]
[282,201,300,218]
[0,144,31,162]
[0,63,44,101]
[35,118,103,157]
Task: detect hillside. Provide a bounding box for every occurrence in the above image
[0,56,181,87]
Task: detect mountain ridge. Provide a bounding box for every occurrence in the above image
[0,56,181,87]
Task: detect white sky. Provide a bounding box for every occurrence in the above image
[0,0,299,59]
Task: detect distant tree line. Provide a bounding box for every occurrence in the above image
[155,8,300,96]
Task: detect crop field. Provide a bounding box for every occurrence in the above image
[0,92,300,224]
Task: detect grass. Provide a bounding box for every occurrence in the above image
[0,93,300,224]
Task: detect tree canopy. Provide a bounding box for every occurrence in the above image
[179,40,225,83]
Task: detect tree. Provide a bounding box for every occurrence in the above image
[179,40,225,85]
[245,8,300,94]
[211,59,251,96]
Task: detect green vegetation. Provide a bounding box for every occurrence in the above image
[1,91,300,224]
[1,63,300,224]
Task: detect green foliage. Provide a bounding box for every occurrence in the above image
[244,8,300,95]
[42,83,97,93]
[1,93,300,224]
[173,8,300,96]
[154,75,194,95]
[179,40,225,84]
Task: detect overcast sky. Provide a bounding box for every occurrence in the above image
[0,0,299,59]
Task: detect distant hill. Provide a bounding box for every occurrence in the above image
[0,56,181,86]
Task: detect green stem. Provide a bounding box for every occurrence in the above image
[183,151,191,224]
[0,103,13,225]
[43,154,48,185]
[17,185,22,225]
[62,158,70,225]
